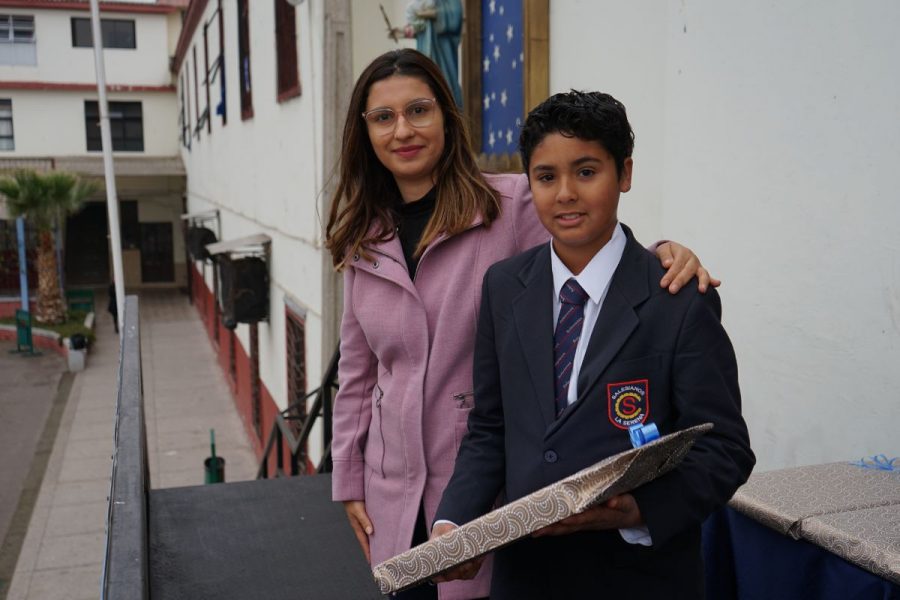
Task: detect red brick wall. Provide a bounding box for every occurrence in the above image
[0,299,37,319]
[0,327,68,357]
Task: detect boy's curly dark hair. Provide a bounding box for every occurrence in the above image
[519,90,634,177]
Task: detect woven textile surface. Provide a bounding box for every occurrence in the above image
[372,423,712,594]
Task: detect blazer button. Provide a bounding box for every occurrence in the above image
[543,450,558,464]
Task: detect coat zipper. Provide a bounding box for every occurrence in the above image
[374,384,386,478]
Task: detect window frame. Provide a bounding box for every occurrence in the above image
[0,98,14,151]
[236,0,253,120]
[84,100,144,152]
[285,305,308,425]
[274,0,300,102]
[0,14,35,44]
[71,17,136,50]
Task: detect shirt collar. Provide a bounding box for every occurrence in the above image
[550,222,626,305]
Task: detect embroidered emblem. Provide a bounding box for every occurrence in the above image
[607,379,650,429]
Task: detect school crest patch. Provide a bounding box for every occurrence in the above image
[607,379,649,429]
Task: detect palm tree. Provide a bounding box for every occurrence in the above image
[0,170,98,325]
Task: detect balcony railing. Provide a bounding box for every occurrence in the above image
[101,297,380,599]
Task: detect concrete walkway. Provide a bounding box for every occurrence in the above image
[0,341,67,596]
[4,291,258,600]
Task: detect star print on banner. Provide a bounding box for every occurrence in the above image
[481,0,523,156]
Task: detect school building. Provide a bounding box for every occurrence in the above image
[0,0,189,300]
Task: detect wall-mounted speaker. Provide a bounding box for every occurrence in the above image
[187,227,218,262]
[217,256,269,329]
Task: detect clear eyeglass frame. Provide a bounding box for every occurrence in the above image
[361,98,438,134]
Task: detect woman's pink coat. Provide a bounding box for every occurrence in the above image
[331,173,547,599]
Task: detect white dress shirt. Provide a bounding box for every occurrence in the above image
[550,223,652,547]
[550,223,626,409]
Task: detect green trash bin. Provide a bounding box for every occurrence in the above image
[204,429,225,484]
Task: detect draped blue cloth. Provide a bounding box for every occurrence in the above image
[703,507,900,599]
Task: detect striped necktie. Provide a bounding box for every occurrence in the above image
[553,278,589,418]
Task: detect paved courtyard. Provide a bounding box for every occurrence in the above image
[2,290,257,600]
[0,341,67,597]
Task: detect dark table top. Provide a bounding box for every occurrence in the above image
[148,474,385,599]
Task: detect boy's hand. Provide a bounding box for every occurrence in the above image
[342,500,373,563]
[532,494,643,537]
[430,523,486,583]
[656,241,721,294]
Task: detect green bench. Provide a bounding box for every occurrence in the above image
[66,289,96,313]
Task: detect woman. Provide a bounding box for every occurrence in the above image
[326,49,715,600]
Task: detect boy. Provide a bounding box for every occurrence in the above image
[432,91,754,599]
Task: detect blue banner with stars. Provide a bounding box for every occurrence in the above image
[481,0,523,156]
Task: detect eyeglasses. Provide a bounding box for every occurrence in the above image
[362,98,438,134]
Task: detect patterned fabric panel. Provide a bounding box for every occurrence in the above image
[730,461,900,584]
[802,505,900,584]
[372,423,712,595]
[730,463,900,536]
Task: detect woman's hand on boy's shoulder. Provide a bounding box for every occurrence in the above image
[656,241,722,294]
[531,493,643,537]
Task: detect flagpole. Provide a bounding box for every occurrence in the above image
[16,216,28,311]
[89,0,125,334]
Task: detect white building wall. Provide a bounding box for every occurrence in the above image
[180,0,326,421]
[552,0,900,470]
[548,0,666,244]
[350,0,415,79]
[0,8,173,85]
[2,90,178,156]
[0,6,180,158]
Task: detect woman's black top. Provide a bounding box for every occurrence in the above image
[394,187,437,279]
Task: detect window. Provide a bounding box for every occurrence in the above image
[285,306,307,425]
[274,0,300,101]
[85,101,144,152]
[0,15,36,66]
[71,18,136,49]
[179,71,191,149]
[119,200,139,249]
[0,14,33,42]
[0,100,13,151]
[236,0,253,119]
[214,0,227,125]
[192,45,202,136]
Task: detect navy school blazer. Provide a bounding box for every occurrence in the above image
[435,223,755,600]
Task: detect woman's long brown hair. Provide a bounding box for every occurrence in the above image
[325,49,501,268]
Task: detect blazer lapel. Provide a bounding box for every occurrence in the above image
[511,245,557,428]
[551,229,650,432]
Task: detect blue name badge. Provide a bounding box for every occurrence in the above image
[628,422,660,448]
